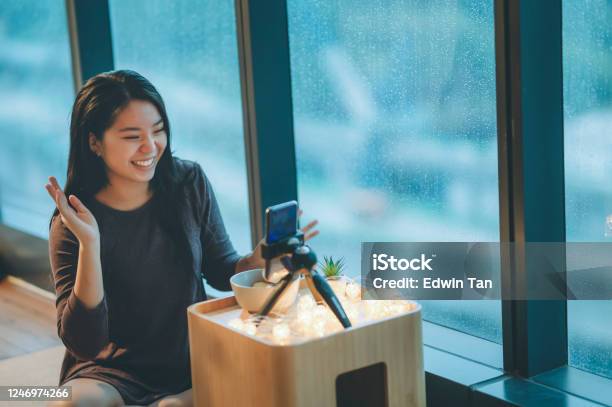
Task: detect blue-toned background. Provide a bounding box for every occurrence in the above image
[0,0,610,379]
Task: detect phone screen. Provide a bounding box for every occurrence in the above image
[266,201,298,244]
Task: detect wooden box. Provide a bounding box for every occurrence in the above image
[187,295,425,407]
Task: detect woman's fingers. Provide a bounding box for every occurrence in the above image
[301,219,318,233]
[68,194,90,214]
[45,177,63,205]
[297,209,319,241]
[304,230,319,241]
[45,176,91,226]
[45,182,66,219]
[49,176,61,189]
[48,176,63,194]
[46,177,75,213]
[300,219,319,241]
[54,189,70,212]
[53,188,78,224]
[44,183,56,200]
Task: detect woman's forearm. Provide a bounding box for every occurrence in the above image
[235,252,264,274]
[74,240,105,309]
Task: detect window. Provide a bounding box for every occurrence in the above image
[0,2,73,238]
[563,0,612,379]
[109,0,251,253]
[287,0,501,343]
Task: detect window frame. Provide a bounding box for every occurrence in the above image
[495,0,568,376]
[235,0,612,404]
[0,0,610,404]
[235,0,298,245]
[65,0,114,91]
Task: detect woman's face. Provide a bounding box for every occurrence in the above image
[90,100,167,186]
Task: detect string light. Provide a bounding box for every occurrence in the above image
[244,321,257,336]
[228,318,245,331]
[313,304,327,319]
[272,323,291,344]
[297,295,316,313]
[312,318,326,337]
[345,281,361,300]
[230,285,416,345]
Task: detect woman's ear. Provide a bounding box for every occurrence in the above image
[88,133,101,157]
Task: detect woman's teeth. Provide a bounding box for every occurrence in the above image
[133,158,155,167]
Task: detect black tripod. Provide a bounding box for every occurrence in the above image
[258,234,352,328]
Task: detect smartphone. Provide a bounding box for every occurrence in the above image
[265,201,298,244]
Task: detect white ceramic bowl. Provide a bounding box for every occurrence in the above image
[230,268,299,313]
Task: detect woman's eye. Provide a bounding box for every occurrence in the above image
[123,136,140,140]
[154,128,166,134]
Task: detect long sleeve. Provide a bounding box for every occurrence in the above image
[195,164,242,291]
[48,216,110,360]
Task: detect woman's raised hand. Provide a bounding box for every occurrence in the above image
[298,209,319,241]
[241,209,320,272]
[45,176,100,246]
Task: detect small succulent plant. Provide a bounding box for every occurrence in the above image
[319,256,346,278]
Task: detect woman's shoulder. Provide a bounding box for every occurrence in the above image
[172,156,211,209]
[173,156,204,181]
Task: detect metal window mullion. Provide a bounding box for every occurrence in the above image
[495,0,567,377]
[494,0,517,374]
[65,0,114,92]
[235,0,298,248]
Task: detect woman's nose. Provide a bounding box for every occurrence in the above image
[140,134,156,154]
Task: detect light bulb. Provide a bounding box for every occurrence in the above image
[297,309,313,324]
[273,323,291,344]
[313,319,326,337]
[314,304,327,319]
[228,318,244,331]
[346,304,360,321]
[297,295,316,314]
[345,282,361,301]
[244,321,257,336]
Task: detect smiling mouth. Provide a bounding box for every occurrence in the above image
[132,157,155,168]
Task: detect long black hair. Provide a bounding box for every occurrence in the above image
[51,70,193,268]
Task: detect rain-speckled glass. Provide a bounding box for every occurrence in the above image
[288,0,501,345]
[563,0,612,380]
[109,0,250,254]
[0,2,73,238]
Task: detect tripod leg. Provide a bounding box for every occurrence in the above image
[303,272,325,304]
[258,273,296,317]
[310,272,352,328]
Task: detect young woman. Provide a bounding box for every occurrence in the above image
[46,70,318,406]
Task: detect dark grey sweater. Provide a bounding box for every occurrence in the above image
[48,158,241,405]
